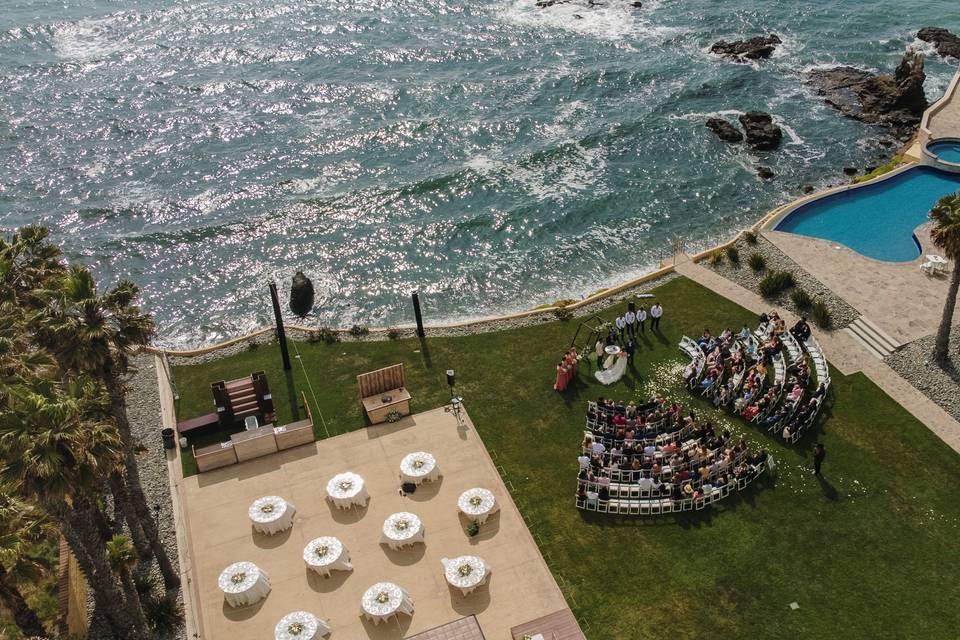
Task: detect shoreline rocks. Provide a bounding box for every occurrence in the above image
[710,34,782,61]
[739,112,783,150]
[805,51,927,140]
[917,27,960,60]
[706,118,743,142]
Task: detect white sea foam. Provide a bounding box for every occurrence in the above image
[497,0,678,43]
[51,16,128,61]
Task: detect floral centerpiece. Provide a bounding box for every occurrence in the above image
[411,458,425,469]
[287,621,304,636]
[338,480,353,492]
[259,503,275,514]
[375,591,390,604]
[394,519,409,531]
[457,563,473,577]
[469,495,483,507]
[314,544,329,558]
[230,572,246,584]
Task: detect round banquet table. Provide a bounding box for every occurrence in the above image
[360,582,414,624]
[326,472,369,509]
[274,611,331,640]
[380,512,424,550]
[303,536,353,577]
[457,487,499,524]
[399,451,440,485]
[442,555,489,596]
[249,496,296,535]
[218,561,271,608]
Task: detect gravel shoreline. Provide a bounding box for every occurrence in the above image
[168,272,681,367]
[125,354,186,640]
[885,326,960,424]
[704,234,859,328]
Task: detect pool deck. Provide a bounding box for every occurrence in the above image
[763,225,959,346]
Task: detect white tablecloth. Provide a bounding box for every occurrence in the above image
[326,472,370,509]
[442,555,489,596]
[249,496,296,535]
[274,611,330,640]
[399,452,440,485]
[360,582,414,624]
[303,536,352,577]
[380,512,424,550]
[457,488,499,524]
[218,561,271,608]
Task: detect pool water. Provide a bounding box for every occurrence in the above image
[928,140,960,164]
[775,166,960,262]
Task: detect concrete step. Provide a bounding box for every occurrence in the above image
[844,317,895,359]
[855,315,900,352]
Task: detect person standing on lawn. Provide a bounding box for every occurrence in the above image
[650,303,663,330]
[813,443,826,475]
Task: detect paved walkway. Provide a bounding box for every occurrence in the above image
[673,257,960,454]
[928,67,960,139]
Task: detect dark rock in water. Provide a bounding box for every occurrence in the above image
[738,111,783,150]
[573,13,583,18]
[710,34,782,60]
[805,51,927,140]
[705,118,743,142]
[864,165,877,174]
[757,166,775,180]
[289,271,315,318]
[878,138,894,147]
[536,0,571,7]
[801,184,815,194]
[631,1,643,7]
[843,167,858,176]
[917,27,960,59]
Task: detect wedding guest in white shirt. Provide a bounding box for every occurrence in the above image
[615,314,627,339]
[637,305,648,332]
[624,308,636,337]
[650,303,663,330]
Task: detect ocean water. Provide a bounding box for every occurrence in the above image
[0,0,957,347]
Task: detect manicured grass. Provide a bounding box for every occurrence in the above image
[171,277,960,639]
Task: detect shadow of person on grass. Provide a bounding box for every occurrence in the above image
[817,474,839,501]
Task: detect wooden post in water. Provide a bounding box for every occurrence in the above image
[411,291,425,338]
[269,281,292,371]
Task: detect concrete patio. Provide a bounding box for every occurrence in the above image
[178,405,571,639]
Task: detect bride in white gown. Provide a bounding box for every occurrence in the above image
[595,351,628,385]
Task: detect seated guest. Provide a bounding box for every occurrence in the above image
[738,325,751,340]
[781,424,792,441]
[791,317,812,342]
[697,329,713,348]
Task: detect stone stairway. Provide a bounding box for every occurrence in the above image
[843,316,899,359]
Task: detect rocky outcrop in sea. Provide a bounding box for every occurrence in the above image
[805,51,927,140]
[917,27,960,60]
[738,112,783,150]
[705,118,743,142]
[710,34,782,61]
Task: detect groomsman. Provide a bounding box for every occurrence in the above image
[624,307,637,337]
[650,303,663,330]
[615,314,627,340]
[637,305,648,332]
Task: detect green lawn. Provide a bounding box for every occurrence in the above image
[170,277,960,639]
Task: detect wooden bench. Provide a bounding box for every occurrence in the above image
[176,412,219,435]
[357,364,411,424]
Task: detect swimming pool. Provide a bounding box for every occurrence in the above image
[927,140,960,164]
[774,166,960,262]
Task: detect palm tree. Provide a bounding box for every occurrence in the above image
[106,535,146,626]
[0,381,151,640]
[0,226,66,311]
[0,491,52,638]
[930,192,960,364]
[35,266,180,589]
